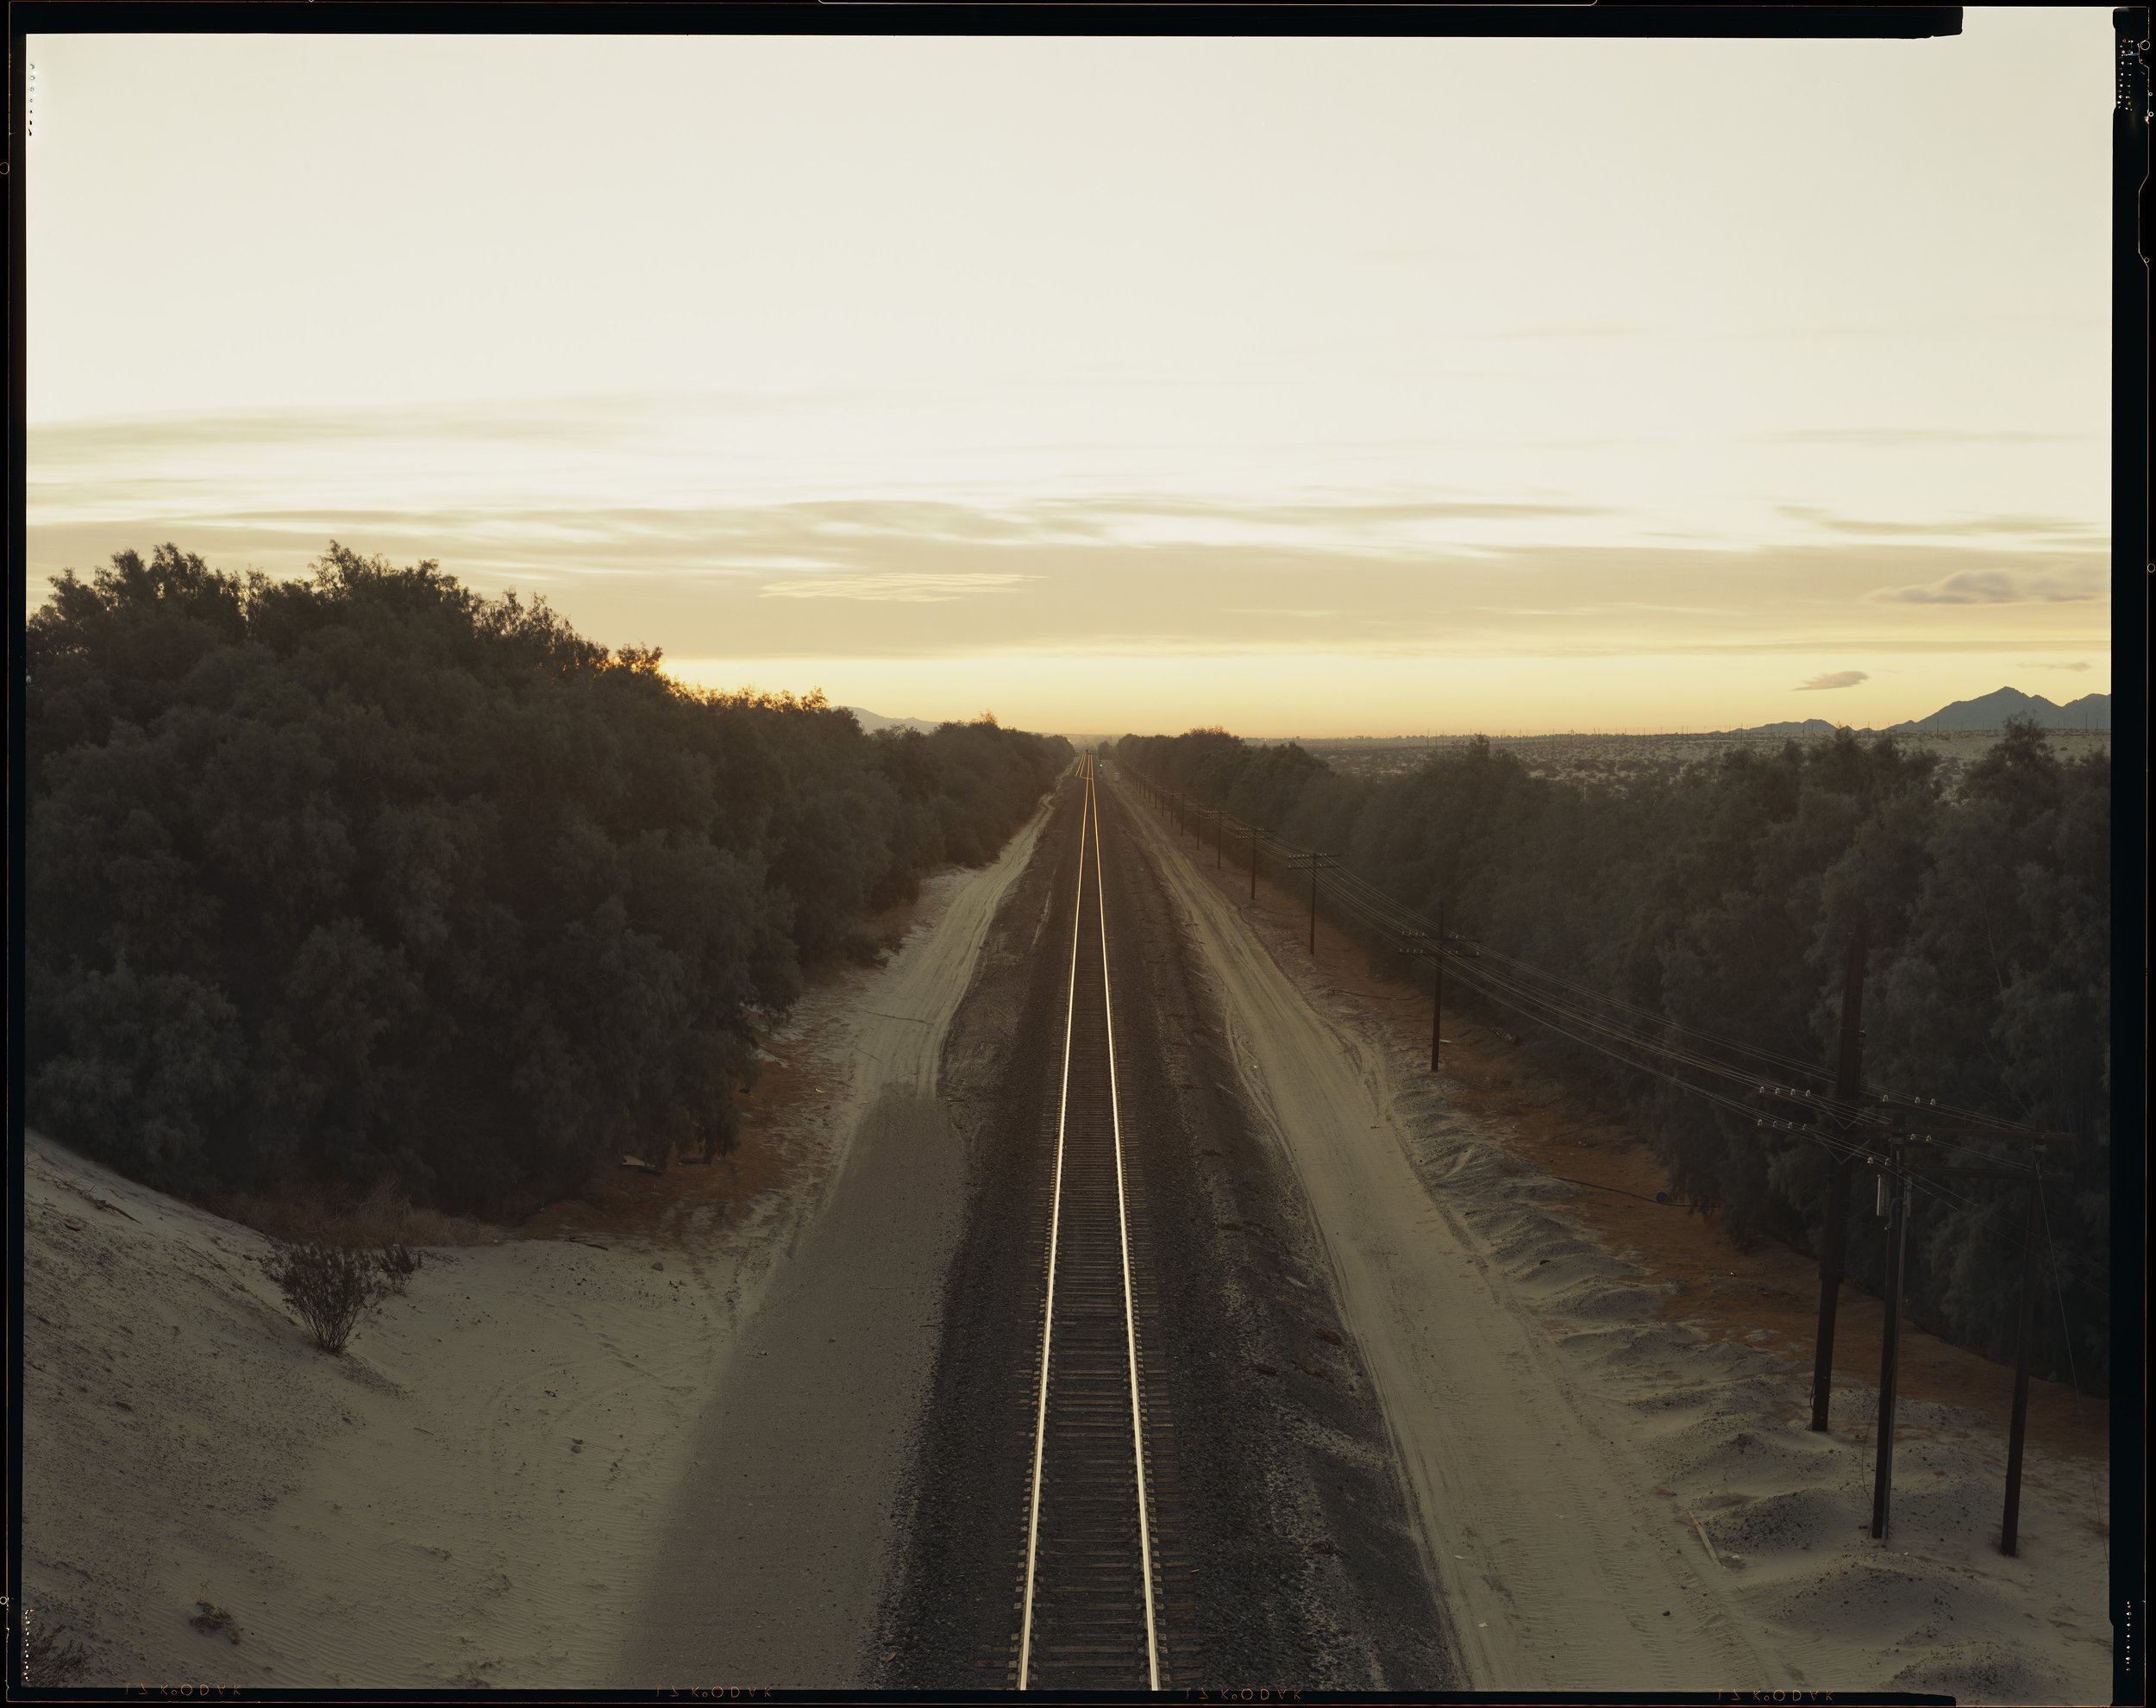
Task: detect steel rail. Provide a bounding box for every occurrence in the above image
[1093,765,1162,1692]
[1015,754,1162,1691]
[1016,757,1091,1691]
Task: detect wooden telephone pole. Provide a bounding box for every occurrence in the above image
[1300,852,1340,954]
[1870,1129,1909,1540]
[1809,923,1865,1433]
[2000,1149,2045,1555]
[1430,904,1445,1073]
[1307,852,1320,953]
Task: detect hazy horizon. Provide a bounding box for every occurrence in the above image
[25,17,2113,735]
[859,679,2115,743]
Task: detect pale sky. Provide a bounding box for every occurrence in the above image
[24,16,2113,735]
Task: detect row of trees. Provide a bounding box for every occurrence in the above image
[1115,725,2112,1391]
[26,544,1070,1217]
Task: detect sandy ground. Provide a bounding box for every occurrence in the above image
[1107,761,2113,1704]
[16,801,1049,1690]
[619,798,1050,1686]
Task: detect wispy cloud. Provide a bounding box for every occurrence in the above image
[1868,565,2103,605]
[1780,504,2094,538]
[25,489,2110,663]
[1796,670,1868,691]
[1062,494,1610,528]
[760,571,1034,603]
[26,390,861,456]
[1755,428,2090,447]
[1715,312,2099,347]
[1476,324,1642,341]
[2034,659,2093,672]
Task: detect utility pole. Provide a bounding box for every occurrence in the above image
[2001,1148,2045,1555]
[1307,853,1319,954]
[1214,808,1224,869]
[1249,824,1258,900]
[1870,1130,1909,1541]
[1810,922,1866,1432]
[1430,904,1445,1074]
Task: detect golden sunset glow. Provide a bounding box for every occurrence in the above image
[25,17,2111,733]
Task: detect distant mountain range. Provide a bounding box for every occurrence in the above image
[844,706,943,735]
[1713,717,1851,737]
[1714,688,2109,738]
[1886,687,2109,732]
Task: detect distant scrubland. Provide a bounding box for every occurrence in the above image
[25,544,1070,1218]
[1116,724,2112,1391]
[1301,729,2111,793]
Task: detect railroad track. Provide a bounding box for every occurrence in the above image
[1004,754,1186,1692]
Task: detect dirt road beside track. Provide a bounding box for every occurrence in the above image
[1111,761,1783,1693]
[618,798,1051,1686]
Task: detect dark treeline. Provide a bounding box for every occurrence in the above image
[1116,725,2111,1392]
[27,544,1071,1217]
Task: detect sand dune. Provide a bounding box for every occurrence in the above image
[21,1128,744,1687]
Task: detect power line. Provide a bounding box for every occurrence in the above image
[1132,767,2059,1154]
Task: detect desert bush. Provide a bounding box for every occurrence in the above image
[22,1619,93,1684]
[257,1239,384,1354]
[373,1240,423,1294]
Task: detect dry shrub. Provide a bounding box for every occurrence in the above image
[23,1620,93,1684]
[373,1239,422,1294]
[256,1240,384,1355]
[188,1602,241,1645]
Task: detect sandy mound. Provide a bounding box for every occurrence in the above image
[1760,1552,2014,1645]
[1704,1486,1852,1557]
[1888,1639,2071,1702]
[18,1129,757,1688]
